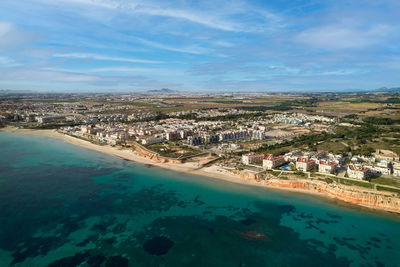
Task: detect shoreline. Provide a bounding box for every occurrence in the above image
[2,126,400,215]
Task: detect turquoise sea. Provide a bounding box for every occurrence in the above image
[0,131,399,266]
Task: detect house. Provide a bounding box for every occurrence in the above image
[374,149,400,161]
[372,166,392,175]
[81,125,96,135]
[263,154,286,170]
[166,131,180,141]
[188,136,202,146]
[347,165,372,180]
[296,157,315,172]
[141,136,163,145]
[318,160,338,174]
[372,160,392,176]
[393,164,400,177]
[284,150,303,162]
[242,153,264,165]
[179,129,193,139]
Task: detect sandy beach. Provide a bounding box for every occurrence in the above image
[2,126,399,215]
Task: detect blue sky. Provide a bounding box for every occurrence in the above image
[0,0,400,92]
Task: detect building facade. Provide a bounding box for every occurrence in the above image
[263,154,286,170]
[242,153,264,165]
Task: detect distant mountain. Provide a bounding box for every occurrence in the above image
[0,89,34,94]
[147,88,178,94]
[371,87,400,92]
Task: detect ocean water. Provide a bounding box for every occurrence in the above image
[0,132,399,267]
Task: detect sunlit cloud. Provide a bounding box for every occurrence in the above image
[0,0,400,91]
[295,22,393,50]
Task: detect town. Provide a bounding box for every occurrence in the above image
[1,90,400,197]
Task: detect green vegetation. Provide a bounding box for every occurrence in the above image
[363,117,396,125]
[294,171,307,177]
[328,177,375,189]
[326,178,334,184]
[371,177,400,188]
[376,186,400,195]
[145,143,201,158]
[254,120,400,156]
[265,170,282,176]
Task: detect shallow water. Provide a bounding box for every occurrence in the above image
[0,132,399,266]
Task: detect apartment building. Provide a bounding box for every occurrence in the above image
[263,154,286,170]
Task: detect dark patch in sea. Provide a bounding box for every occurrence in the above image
[333,237,369,254]
[298,212,314,219]
[87,254,107,266]
[77,235,96,247]
[280,204,296,214]
[126,201,351,266]
[104,237,116,245]
[327,213,342,219]
[111,222,127,234]
[194,195,205,205]
[105,255,129,267]
[370,237,381,242]
[47,250,90,267]
[315,218,332,225]
[143,236,175,255]
[241,218,256,226]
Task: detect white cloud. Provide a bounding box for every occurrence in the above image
[133,37,210,55]
[91,67,182,75]
[0,21,38,50]
[0,68,100,82]
[56,0,120,9]
[131,5,240,32]
[0,56,14,65]
[54,53,163,63]
[295,23,392,50]
[0,21,13,37]
[50,0,278,33]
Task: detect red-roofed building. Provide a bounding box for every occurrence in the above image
[296,157,316,172]
[347,165,372,180]
[242,153,264,165]
[318,160,338,174]
[263,154,286,170]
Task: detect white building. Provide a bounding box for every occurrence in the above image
[81,125,96,135]
[141,136,163,145]
[242,153,264,165]
[372,161,392,175]
[393,165,400,177]
[263,154,286,170]
[372,166,392,175]
[347,165,372,180]
[296,157,316,172]
[318,160,338,174]
[284,151,303,162]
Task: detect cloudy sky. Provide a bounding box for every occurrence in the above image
[1,0,400,92]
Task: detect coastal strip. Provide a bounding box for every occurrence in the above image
[2,126,400,215]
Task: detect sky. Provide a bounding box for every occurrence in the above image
[0,0,400,92]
